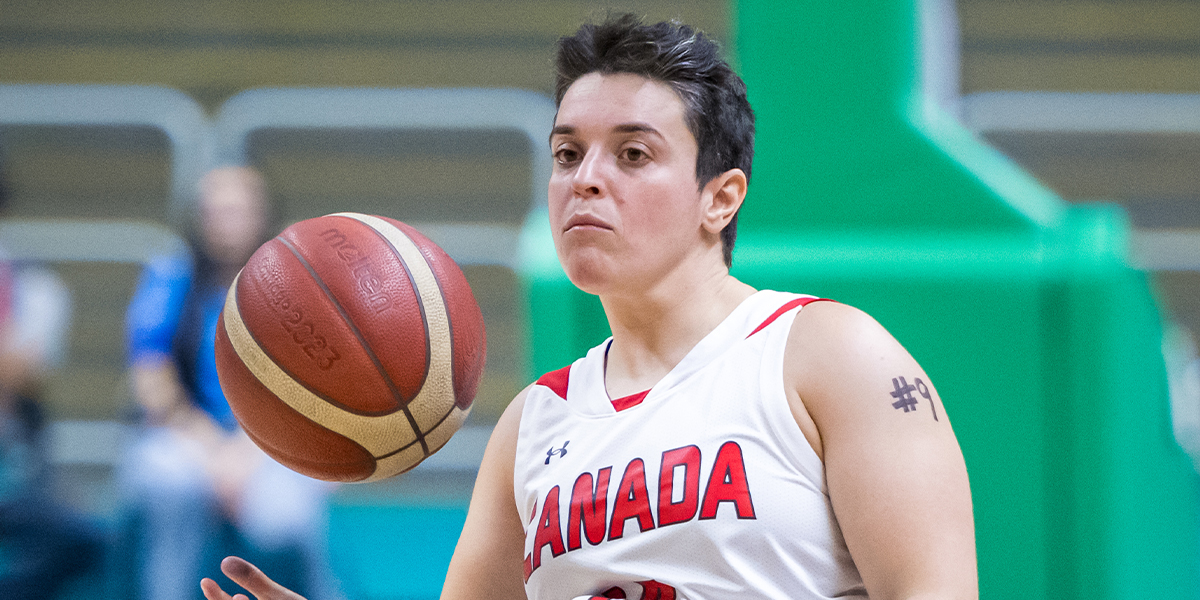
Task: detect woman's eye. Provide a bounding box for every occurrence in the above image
[621,148,646,162]
[555,148,579,164]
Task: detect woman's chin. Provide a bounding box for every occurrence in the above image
[561,259,623,297]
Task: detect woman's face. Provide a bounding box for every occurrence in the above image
[548,72,708,296]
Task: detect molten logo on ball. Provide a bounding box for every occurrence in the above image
[318,227,394,314]
[214,213,486,482]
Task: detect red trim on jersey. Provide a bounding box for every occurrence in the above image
[606,297,830,411]
[745,297,831,338]
[537,365,572,400]
[611,389,650,412]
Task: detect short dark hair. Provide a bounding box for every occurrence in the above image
[554,13,755,267]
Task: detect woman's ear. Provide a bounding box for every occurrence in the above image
[701,168,748,235]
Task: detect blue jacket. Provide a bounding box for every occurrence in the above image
[125,252,236,430]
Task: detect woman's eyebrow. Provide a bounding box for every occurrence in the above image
[549,123,664,143]
[611,123,663,138]
[550,125,575,141]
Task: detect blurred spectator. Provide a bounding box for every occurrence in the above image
[118,166,341,600]
[0,156,102,599]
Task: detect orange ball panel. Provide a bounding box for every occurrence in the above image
[236,238,400,415]
[215,311,377,482]
[279,215,430,405]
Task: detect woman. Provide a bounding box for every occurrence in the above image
[204,15,976,600]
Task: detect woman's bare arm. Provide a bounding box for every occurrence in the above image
[786,302,977,600]
[440,386,530,599]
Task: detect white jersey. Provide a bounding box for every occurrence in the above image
[514,290,867,600]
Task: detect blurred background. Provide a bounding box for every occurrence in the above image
[0,1,1197,599]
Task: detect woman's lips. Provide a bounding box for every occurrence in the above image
[564,214,613,232]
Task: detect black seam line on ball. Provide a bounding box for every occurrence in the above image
[278,234,430,456]
[357,220,441,456]
[374,435,422,460]
[357,220,432,403]
[231,267,385,419]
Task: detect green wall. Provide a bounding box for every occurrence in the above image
[732,2,1199,597]
[518,1,1200,598]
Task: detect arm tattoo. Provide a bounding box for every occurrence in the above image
[889,376,938,421]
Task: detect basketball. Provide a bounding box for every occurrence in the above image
[213,212,486,482]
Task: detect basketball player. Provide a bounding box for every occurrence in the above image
[202,15,976,600]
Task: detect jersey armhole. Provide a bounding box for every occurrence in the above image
[758,299,832,492]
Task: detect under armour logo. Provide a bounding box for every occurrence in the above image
[545,441,569,464]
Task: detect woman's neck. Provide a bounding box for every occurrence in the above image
[599,267,756,399]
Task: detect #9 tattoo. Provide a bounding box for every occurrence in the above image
[889,376,938,421]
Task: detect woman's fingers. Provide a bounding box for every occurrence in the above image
[204,556,306,600]
[200,577,234,600]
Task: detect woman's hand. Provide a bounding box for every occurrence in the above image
[200,556,307,600]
